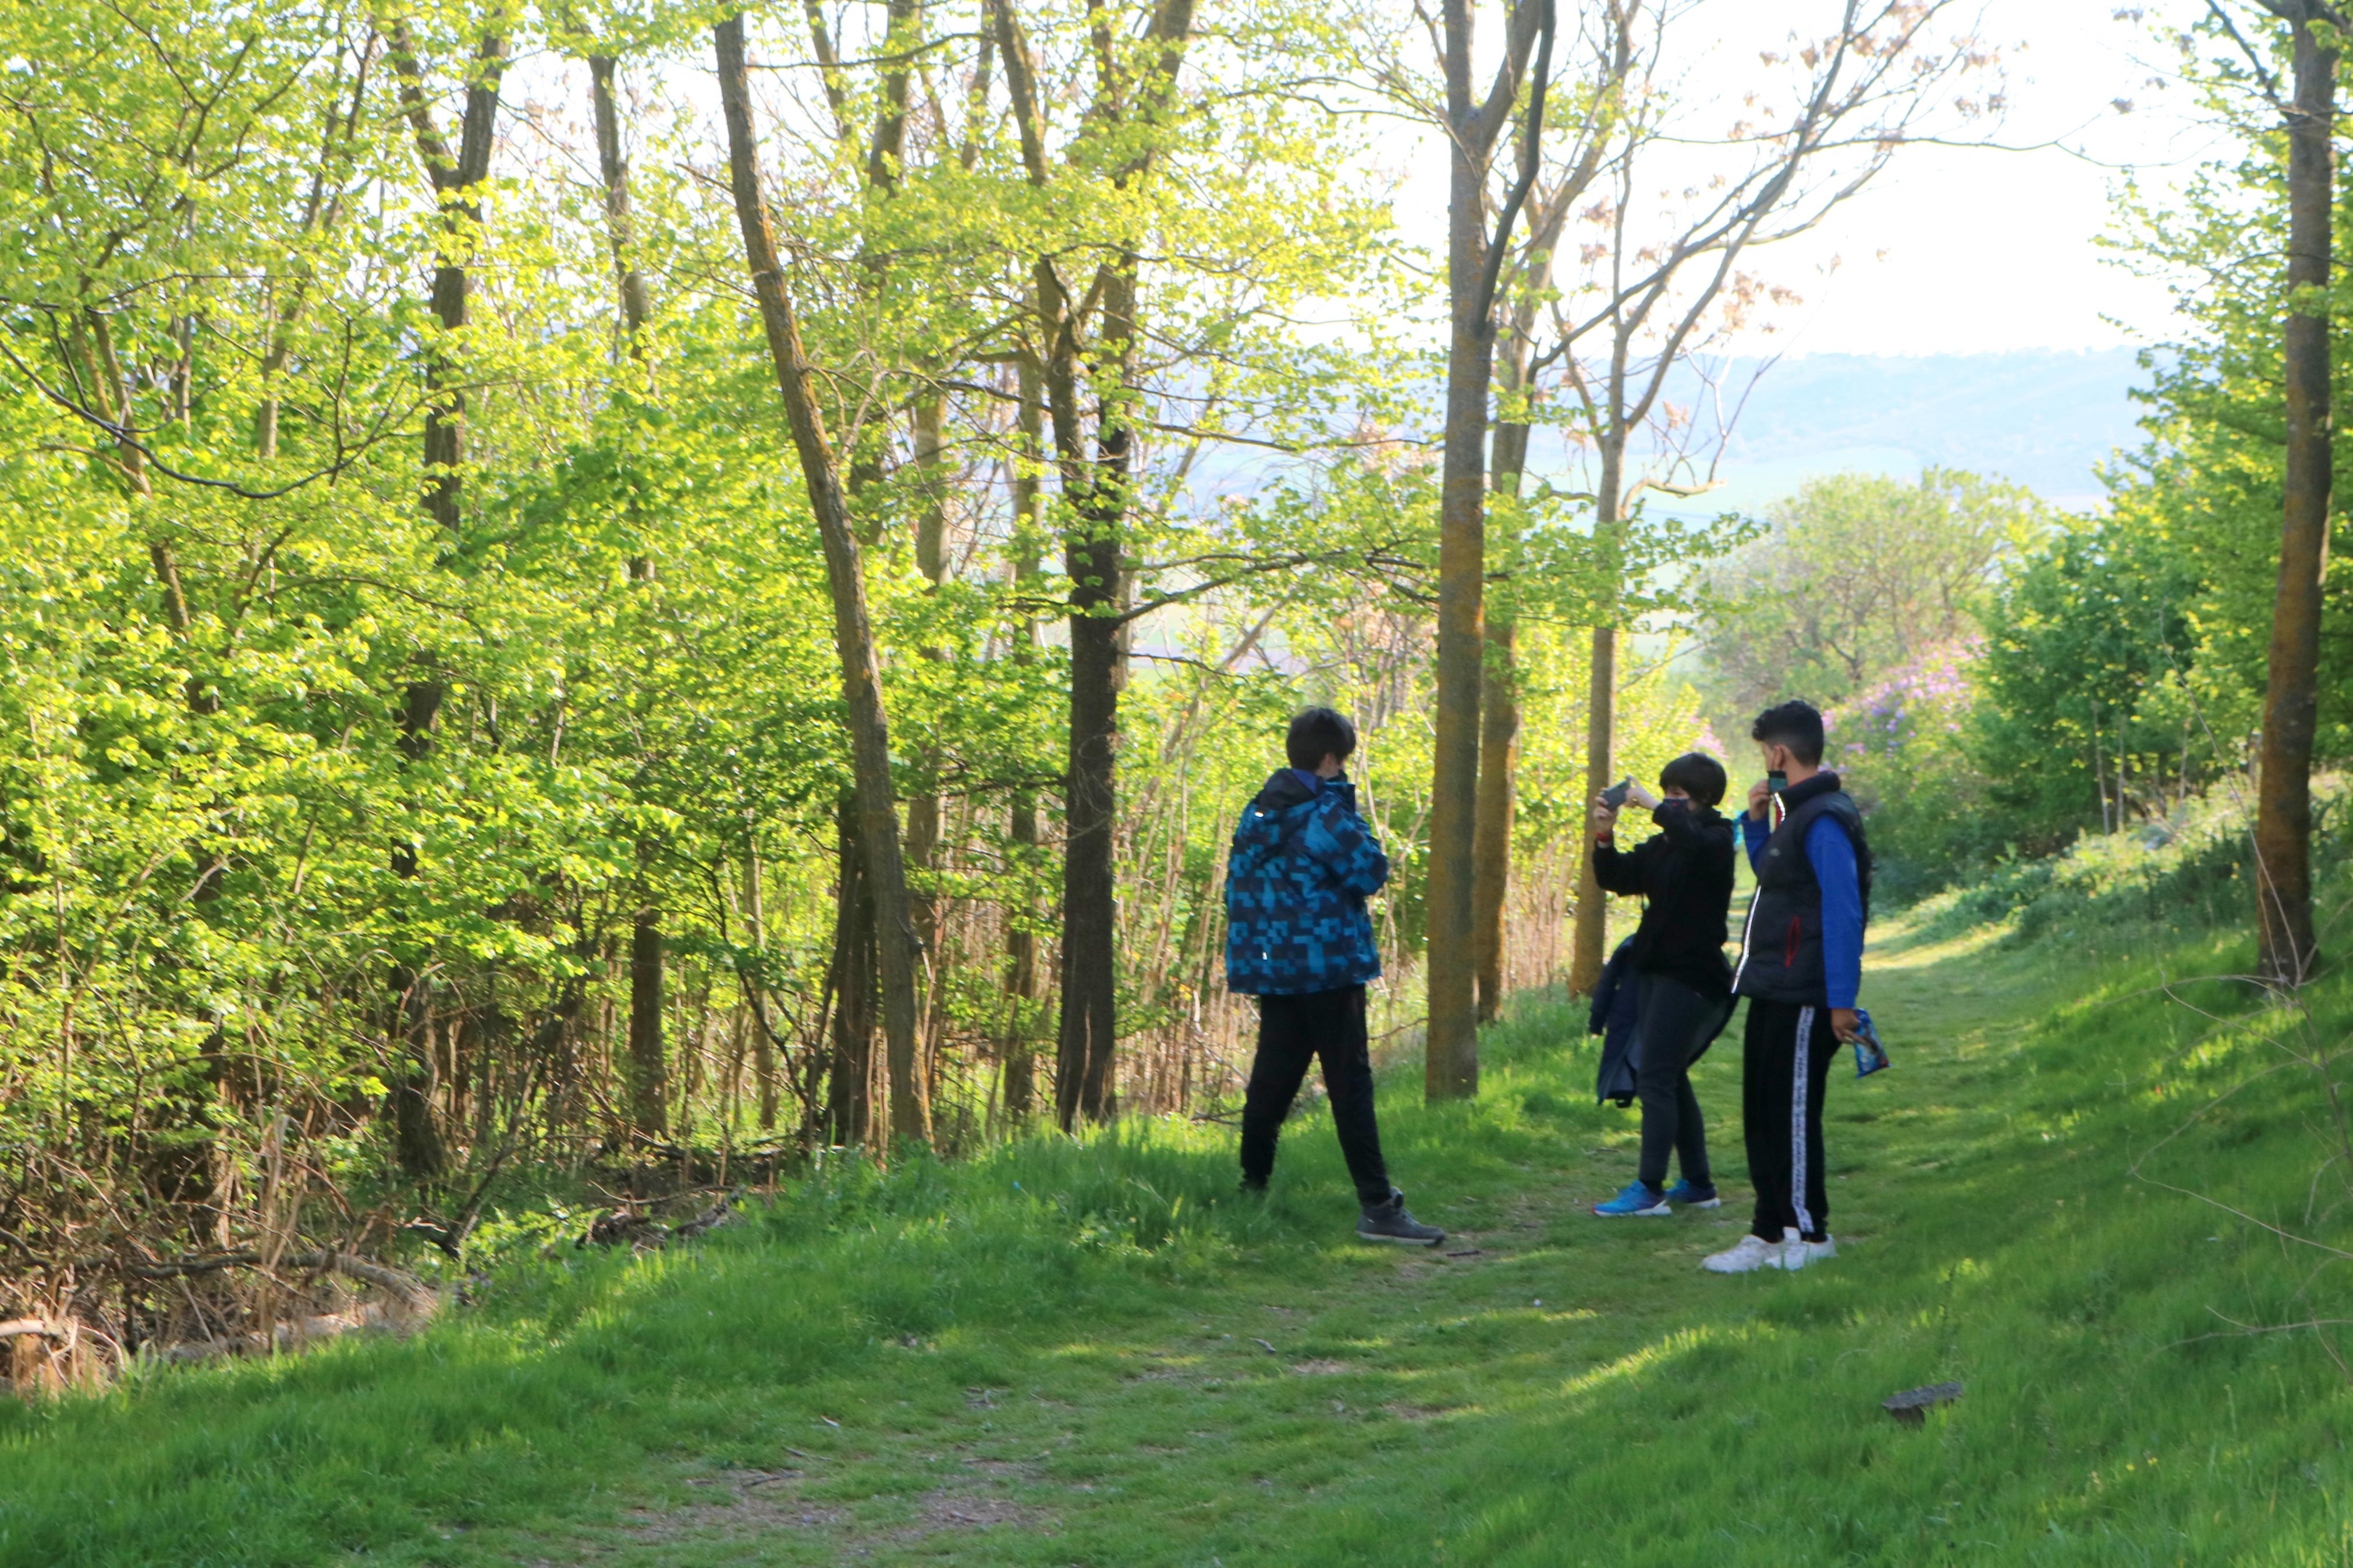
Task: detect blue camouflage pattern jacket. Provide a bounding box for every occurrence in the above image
[1224,769,1387,995]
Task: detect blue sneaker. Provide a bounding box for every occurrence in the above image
[1593,1181,1671,1217]
[1664,1179,1722,1210]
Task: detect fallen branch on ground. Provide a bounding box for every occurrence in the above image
[580,1189,742,1251]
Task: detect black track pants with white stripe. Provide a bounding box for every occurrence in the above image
[1740,997,1840,1244]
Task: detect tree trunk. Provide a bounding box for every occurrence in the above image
[1424,0,1499,1101]
[382,674,449,1178]
[383,27,506,1179]
[1567,432,1624,997]
[388,25,505,538]
[258,38,372,460]
[1003,792,1041,1118]
[828,801,878,1146]
[1003,350,1046,1119]
[585,53,653,351]
[2255,6,2334,986]
[1038,250,1131,1131]
[386,965,445,1179]
[742,851,779,1132]
[904,393,947,954]
[1470,613,1520,1021]
[1471,445,1525,1021]
[588,45,668,1135]
[1049,251,1146,1135]
[715,13,928,1146]
[1056,570,1124,1126]
[626,902,665,1137]
[1466,162,1578,1023]
[991,0,1194,1129]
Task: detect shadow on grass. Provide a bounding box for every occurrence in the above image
[2,917,2350,1566]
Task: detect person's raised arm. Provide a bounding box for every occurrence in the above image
[1590,795,1646,895]
[1738,777,1774,872]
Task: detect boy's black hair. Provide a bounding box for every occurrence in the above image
[1286,706,1358,771]
[1751,700,1826,766]
[1658,751,1727,808]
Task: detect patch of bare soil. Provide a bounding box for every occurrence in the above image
[899,1489,1042,1536]
[1119,1348,1201,1383]
[1383,1402,1456,1422]
[620,1469,844,1543]
[592,1455,1055,1560]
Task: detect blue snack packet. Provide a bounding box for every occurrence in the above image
[1852,1008,1889,1078]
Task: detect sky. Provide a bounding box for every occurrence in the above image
[1360,0,2227,361]
[1341,0,2234,510]
[1710,0,2219,357]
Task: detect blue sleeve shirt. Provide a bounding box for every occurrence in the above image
[1739,810,1864,1009]
[1740,811,1770,872]
[1807,816,1864,1009]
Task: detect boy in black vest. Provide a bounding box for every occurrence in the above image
[1704,700,1872,1275]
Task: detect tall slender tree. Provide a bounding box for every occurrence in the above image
[713,11,928,1147]
[1001,346,1048,1118]
[383,19,510,1178]
[1468,56,1623,1022]
[2249,0,2336,985]
[572,30,670,1137]
[990,0,1199,1128]
[1424,0,1555,1099]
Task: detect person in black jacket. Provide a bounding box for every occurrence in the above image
[1587,752,1737,1217]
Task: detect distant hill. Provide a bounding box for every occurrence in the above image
[1181,348,2155,520]
[1641,347,2152,515]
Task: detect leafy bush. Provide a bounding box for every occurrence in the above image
[1905,773,2351,944]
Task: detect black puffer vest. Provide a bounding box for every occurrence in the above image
[1733,771,1872,1006]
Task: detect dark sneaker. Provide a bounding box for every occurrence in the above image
[1357,1189,1445,1247]
[1663,1179,1721,1210]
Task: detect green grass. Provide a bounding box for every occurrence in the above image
[3,913,2351,1567]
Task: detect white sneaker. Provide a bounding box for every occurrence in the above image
[1701,1233,1785,1274]
[1782,1231,1837,1270]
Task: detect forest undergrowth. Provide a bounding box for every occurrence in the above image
[2,893,2350,1567]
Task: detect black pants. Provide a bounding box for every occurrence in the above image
[1239,986,1392,1206]
[1634,975,1727,1190]
[1741,997,1840,1243]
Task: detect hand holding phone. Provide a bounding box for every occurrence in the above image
[1599,777,1634,810]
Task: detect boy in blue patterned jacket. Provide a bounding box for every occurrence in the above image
[1226,708,1444,1246]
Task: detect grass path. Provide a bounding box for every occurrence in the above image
[5,917,2351,1566]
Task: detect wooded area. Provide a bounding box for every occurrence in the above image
[0,0,2344,1380]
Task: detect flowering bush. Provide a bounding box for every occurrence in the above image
[1826,639,1992,895]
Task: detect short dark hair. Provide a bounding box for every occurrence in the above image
[1658,752,1727,808]
[1751,700,1826,766]
[1286,706,1357,771]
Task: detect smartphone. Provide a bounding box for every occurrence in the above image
[1600,777,1634,810]
[1767,769,1788,794]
